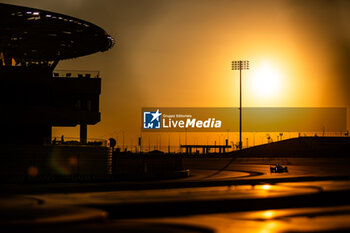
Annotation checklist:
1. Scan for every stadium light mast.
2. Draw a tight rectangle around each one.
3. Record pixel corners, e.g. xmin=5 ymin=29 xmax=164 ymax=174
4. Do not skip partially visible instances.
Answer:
xmin=232 ymin=60 xmax=249 ymax=150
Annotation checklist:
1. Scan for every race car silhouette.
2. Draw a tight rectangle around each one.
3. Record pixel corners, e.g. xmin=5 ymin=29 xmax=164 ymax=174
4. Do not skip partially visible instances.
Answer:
xmin=270 ymin=164 xmax=288 ymax=173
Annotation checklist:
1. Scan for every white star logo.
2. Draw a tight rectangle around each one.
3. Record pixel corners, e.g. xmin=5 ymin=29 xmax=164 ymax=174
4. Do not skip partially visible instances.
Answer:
xmin=151 ymin=109 xmax=161 ymax=122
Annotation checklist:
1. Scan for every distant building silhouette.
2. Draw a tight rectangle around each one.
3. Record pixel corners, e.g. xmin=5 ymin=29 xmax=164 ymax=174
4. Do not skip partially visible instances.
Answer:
xmin=0 ymin=3 xmax=114 ymax=145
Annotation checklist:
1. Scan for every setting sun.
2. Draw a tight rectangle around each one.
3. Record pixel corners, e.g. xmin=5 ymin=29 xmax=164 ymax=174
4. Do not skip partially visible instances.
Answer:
xmin=250 ymin=61 xmax=283 ymax=98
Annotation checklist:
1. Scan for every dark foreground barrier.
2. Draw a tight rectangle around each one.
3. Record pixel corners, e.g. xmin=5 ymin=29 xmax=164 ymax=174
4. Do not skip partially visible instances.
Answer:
xmin=0 ymin=144 xmax=112 ymax=183
xmin=0 ymin=145 xmax=190 ymax=183
xmin=112 ymin=151 xmax=190 ymax=180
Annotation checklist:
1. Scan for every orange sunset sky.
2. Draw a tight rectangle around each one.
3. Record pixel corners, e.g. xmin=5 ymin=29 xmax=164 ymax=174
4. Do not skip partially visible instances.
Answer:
xmin=2 ymin=0 xmax=349 ymax=149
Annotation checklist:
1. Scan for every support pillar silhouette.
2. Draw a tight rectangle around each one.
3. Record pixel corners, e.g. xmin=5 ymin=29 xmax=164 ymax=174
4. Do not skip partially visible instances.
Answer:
xmin=80 ymin=123 xmax=87 ymax=144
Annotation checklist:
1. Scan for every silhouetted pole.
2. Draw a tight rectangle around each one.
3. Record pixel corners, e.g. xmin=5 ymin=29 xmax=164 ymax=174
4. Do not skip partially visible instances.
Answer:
xmin=232 ymin=60 xmax=249 ymax=150
xmin=168 ymin=134 xmax=170 ymax=153
xmin=240 ymin=66 xmax=242 ymax=149
xmin=80 ymin=123 xmax=87 ymax=144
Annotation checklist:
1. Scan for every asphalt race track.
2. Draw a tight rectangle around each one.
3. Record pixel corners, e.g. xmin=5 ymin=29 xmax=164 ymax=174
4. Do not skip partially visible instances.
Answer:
xmin=2 ymin=157 xmax=350 ymax=233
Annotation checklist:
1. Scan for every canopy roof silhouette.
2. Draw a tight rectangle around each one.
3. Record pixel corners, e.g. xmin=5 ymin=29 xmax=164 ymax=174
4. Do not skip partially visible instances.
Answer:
xmin=0 ymin=3 xmax=114 ymax=63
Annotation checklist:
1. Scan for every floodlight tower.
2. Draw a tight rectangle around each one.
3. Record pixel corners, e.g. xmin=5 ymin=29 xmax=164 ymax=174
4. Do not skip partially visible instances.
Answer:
xmin=232 ymin=60 xmax=249 ymax=150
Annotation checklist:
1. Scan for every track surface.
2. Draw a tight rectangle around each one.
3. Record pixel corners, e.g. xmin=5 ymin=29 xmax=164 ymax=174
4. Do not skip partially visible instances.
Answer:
xmin=2 ymin=157 xmax=350 ymax=232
